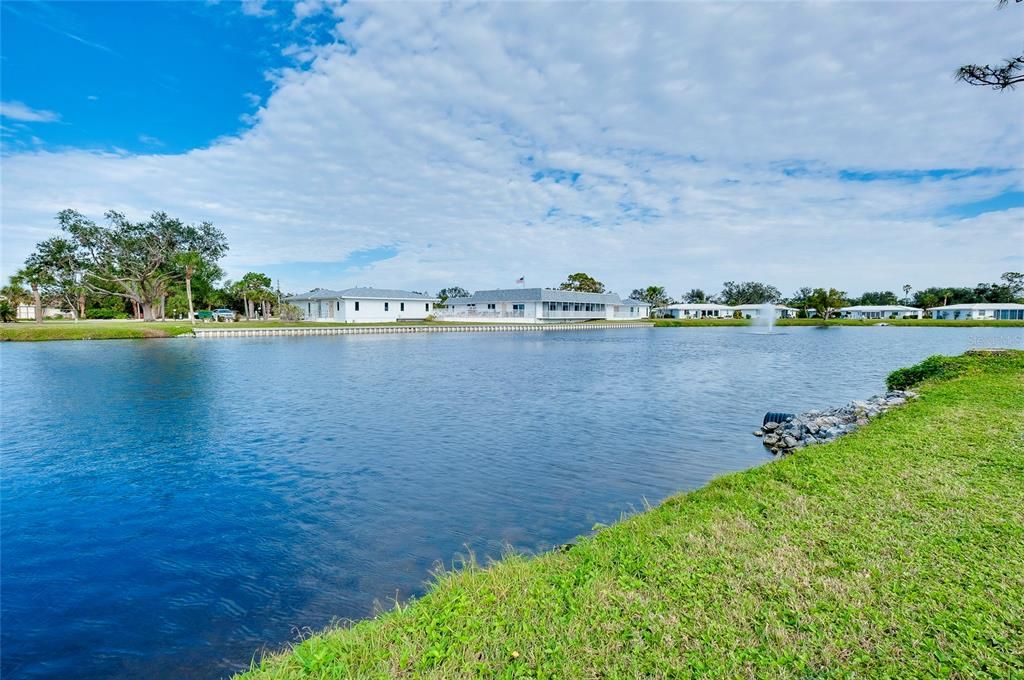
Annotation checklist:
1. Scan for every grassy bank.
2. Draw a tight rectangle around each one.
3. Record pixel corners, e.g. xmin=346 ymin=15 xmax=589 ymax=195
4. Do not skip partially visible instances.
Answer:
xmin=653 ymin=317 xmax=1024 ymax=327
xmin=0 ymin=320 xmax=446 ymax=342
xmin=2 ymin=317 xmax=1019 ymax=341
xmin=241 ymin=350 xmax=1024 ymax=678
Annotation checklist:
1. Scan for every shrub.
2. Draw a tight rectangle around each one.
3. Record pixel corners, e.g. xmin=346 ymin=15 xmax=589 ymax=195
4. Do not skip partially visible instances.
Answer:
xmin=886 ymin=354 xmax=967 ymax=390
xmin=0 ymin=300 xmax=15 ymax=323
xmin=87 ymin=308 xmax=129 ymax=319
xmin=277 ymin=303 xmax=303 ymax=322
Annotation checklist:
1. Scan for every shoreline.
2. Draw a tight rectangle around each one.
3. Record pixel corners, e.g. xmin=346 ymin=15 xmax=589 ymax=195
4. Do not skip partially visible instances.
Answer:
xmin=1 ymin=317 xmax=1022 ymax=342
xmin=238 ymin=350 xmax=1024 ymax=678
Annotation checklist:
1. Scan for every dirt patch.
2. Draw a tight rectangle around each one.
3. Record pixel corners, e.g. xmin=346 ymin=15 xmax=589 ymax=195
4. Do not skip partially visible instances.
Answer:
xmin=141 ymin=328 xmax=171 ymax=338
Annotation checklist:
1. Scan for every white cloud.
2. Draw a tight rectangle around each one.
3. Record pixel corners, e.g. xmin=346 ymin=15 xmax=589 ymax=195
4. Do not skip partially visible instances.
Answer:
xmin=0 ymin=101 xmax=61 ymax=123
xmin=2 ymin=3 xmax=1022 ymax=297
xmin=240 ymin=0 xmax=275 ymax=18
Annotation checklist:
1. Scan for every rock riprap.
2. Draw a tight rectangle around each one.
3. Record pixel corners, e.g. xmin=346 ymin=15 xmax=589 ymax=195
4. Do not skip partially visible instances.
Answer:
xmin=754 ymin=390 xmax=918 ymax=455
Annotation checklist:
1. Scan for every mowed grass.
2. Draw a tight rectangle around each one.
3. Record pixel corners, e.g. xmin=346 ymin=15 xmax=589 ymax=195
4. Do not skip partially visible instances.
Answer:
xmin=0 ymin=320 xmax=447 ymax=341
xmin=2 ymin=317 xmax=1020 ymax=341
xmin=240 ymin=351 xmax=1024 ymax=679
xmin=0 ymin=321 xmax=197 ymax=341
xmin=653 ymin=317 xmax=1024 ymax=327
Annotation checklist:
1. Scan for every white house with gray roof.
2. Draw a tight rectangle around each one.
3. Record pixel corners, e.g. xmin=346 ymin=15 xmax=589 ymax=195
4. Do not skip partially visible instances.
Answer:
xmin=839 ymin=305 xmax=923 ymax=320
xmin=928 ymin=302 xmax=1024 ymax=321
xmin=659 ymin=303 xmax=735 ymax=319
xmin=287 ymin=287 xmax=437 ymax=322
xmin=438 ymin=288 xmax=650 ymax=323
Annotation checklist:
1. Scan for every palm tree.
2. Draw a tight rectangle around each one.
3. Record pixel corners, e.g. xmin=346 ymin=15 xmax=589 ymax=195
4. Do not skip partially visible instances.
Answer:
xmin=12 ymin=266 xmax=50 ymax=324
xmin=902 ymin=284 xmax=912 ymax=305
xmin=177 ymin=251 xmax=204 ymax=327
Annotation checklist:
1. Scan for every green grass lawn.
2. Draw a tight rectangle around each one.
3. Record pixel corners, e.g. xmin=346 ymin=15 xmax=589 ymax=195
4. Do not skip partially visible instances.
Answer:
xmin=653 ymin=317 xmax=1024 ymax=327
xmin=2 ymin=317 xmax=1019 ymax=341
xmin=240 ymin=351 xmax=1024 ymax=678
xmin=0 ymin=319 xmax=449 ymax=341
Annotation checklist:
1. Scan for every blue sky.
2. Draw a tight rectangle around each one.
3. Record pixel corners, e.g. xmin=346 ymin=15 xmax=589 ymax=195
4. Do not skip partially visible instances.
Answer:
xmin=1 ymin=1 xmax=303 ymax=153
xmin=1 ymin=2 xmax=1021 ymax=294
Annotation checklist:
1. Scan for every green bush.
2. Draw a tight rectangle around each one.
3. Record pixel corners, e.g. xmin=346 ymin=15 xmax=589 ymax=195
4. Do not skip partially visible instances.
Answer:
xmin=886 ymin=354 xmax=967 ymax=390
xmin=87 ymin=308 xmax=129 ymax=319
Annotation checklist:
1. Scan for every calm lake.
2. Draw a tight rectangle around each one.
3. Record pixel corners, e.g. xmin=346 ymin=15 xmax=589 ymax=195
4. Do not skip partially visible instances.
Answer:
xmin=2 ymin=326 xmax=1021 ymax=678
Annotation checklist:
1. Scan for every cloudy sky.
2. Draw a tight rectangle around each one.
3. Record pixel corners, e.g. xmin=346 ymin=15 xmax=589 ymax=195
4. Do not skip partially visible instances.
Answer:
xmin=1 ymin=1 xmax=1021 ymax=298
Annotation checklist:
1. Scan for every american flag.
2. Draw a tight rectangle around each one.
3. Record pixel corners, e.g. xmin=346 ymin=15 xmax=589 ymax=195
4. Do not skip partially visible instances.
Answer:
xmin=516 ymin=276 xmax=525 ymax=284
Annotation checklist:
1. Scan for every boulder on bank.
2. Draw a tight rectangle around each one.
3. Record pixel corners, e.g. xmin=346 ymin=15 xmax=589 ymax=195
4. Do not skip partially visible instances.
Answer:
xmin=757 ymin=389 xmax=917 ymax=455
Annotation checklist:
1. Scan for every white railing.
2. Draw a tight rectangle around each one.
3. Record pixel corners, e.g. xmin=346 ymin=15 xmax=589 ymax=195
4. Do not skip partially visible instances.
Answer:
xmin=434 ymin=310 xmax=526 ymax=319
xmin=540 ymin=310 xmax=608 ymax=319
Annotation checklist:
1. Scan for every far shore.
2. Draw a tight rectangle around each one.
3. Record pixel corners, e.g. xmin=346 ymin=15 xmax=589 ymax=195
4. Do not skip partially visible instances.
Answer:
xmin=1 ymin=316 xmax=1023 ymax=342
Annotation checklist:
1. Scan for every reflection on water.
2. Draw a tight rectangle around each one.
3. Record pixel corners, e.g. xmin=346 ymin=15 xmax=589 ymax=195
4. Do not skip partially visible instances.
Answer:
xmin=1 ymin=326 xmax=1021 ymax=678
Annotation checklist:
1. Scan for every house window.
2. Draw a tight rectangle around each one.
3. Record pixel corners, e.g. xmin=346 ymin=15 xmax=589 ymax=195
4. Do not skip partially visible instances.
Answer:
xmin=336 ymin=301 xmax=340 ymax=311
xmin=487 ymin=303 xmax=496 ymax=310
xmin=355 ymin=301 xmax=360 ymax=311
xmin=425 ymin=303 xmax=430 ymax=311
xmin=385 ymin=302 xmax=389 ymax=311
xmin=400 ymin=303 xmax=405 ymax=312
xmin=513 ymin=304 xmax=524 ymax=311
xmin=562 ymin=303 xmax=570 ymax=311
xmin=307 ymin=303 xmax=311 ymax=314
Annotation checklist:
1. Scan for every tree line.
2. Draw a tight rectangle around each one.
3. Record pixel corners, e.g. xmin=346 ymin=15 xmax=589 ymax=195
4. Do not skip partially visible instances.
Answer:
xmin=434 ymin=272 xmax=1023 ymax=318
xmin=626 ymin=273 xmax=1023 ymax=318
xmin=0 ymin=209 xmax=283 ymax=324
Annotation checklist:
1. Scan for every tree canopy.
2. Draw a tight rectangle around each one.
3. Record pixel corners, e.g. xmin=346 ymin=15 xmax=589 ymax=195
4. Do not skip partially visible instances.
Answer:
xmin=683 ymin=288 xmax=710 ymax=304
xmin=629 ymin=286 xmax=672 ymax=307
xmin=718 ymin=281 xmax=782 ymax=306
xmin=855 ymin=290 xmax=900 ymax=306
xmin=437 ymin=287 xmax=470 ymax=304
xmin=808 ymin=288 xmax=847 ymax=320
xmin=559 ymin=273 xmax=606 ymax=294
xmin=57 ymin=209 xmax=228 ymax=320
xmin=956 ymin=0 xmax=1023 ymax=90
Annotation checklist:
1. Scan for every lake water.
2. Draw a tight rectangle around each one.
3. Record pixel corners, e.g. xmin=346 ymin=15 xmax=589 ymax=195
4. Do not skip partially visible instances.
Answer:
xmin=1 ymin=326 xmax=1020 ymax=678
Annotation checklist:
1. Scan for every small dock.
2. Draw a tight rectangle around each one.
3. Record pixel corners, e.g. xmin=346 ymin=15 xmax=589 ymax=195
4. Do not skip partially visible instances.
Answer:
xmin=191 ymin=322 xmax=653 ymax=338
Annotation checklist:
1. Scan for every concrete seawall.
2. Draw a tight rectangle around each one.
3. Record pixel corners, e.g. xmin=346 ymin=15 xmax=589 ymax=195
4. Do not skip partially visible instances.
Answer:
xmin=192 ymin=322 xmax=653 ymax=338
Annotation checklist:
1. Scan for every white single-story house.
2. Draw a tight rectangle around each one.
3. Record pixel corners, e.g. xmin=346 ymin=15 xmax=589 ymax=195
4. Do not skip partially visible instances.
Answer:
xmin=928 ymin=303 xmax=1024 ymax=321
xmin=840 ymin=305 xmax=924 ymax=320
xmin=438 ymin=288 xmax=650 ymax=323
xmin=16 ymin=304 xmax=69 ymax=320
xmin=659 ymin=303 xmax=735 ymax=319
xmin=286 ymin=287 xmax=437 ymax=322
xmin=732 ymin=304 xmax=800 ymax=319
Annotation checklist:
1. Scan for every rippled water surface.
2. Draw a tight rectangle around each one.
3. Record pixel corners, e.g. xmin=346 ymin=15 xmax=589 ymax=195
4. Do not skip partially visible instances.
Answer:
xmin=2 ymin=326 xmax=1020 ymax=678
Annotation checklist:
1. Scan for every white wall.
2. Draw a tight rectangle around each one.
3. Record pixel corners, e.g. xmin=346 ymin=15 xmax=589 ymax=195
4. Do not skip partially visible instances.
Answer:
xmin=298 ymin=298 xmax=432 ymax=322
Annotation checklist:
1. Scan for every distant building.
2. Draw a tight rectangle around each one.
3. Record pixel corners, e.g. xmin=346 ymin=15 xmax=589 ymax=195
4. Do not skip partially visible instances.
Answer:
xmin=286 ymin=287 xmax=436 ymax=322
xmin=439 ymin=288 xmax=649 ymax=323
xmin=839 ymin=305 xmax=923 ymax=320
xmin=928 ymin=303 xmax=1024 ymax=321
xmin=16 ymin=304 xmax=69 ymax=320
xmin=660 ymin=303 xmax=735 ymax=319
xmin=732 ymin=304 xmax=800 ymax=319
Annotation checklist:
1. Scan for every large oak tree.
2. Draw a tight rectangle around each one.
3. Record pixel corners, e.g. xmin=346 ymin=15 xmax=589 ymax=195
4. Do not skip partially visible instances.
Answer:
xmin=58 ymin=209 xmax=227 ymax=321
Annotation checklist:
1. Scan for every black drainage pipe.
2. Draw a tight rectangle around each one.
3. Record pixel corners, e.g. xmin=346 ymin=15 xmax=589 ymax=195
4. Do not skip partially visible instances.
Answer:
xmin=763 ymin=412 xmax=795 ymax=426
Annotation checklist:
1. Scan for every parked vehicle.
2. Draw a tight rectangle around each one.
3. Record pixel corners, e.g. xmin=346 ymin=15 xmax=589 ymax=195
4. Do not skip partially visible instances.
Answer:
xmin=211 ymin=308 xmax=237 ymax=322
